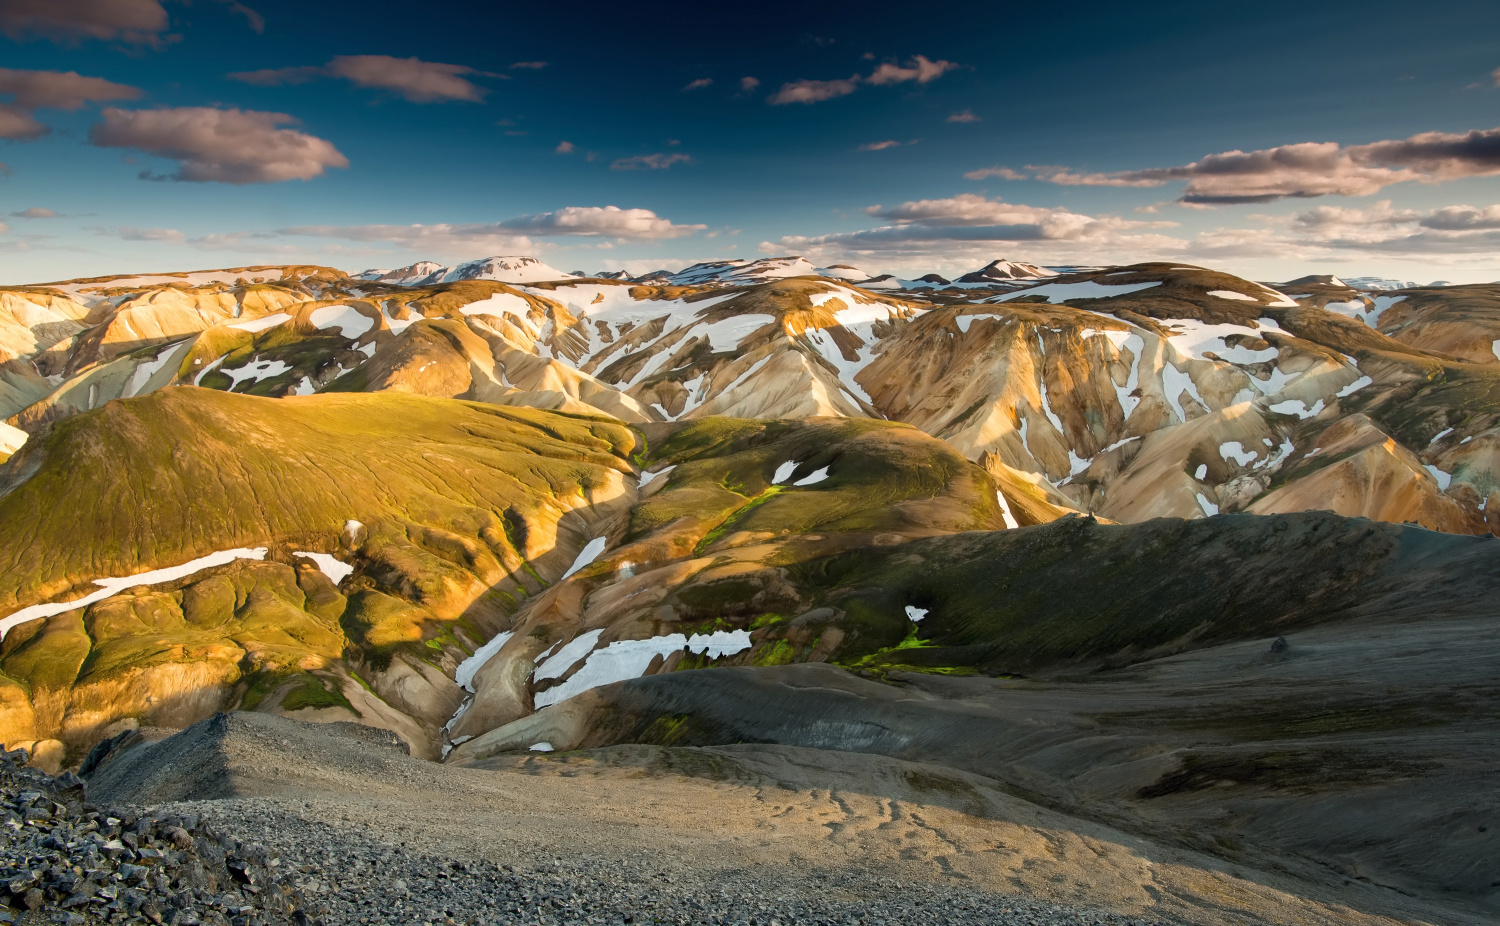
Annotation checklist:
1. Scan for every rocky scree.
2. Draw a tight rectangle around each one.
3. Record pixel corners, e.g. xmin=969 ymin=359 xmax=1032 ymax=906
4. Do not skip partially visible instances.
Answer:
xmin=0 ymin=747 xmax=318 ymax=925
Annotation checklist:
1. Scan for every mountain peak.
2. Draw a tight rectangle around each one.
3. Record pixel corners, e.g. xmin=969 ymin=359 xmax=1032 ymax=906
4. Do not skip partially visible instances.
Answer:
xmin=956 ymin=259 xmax=1056 ymax=284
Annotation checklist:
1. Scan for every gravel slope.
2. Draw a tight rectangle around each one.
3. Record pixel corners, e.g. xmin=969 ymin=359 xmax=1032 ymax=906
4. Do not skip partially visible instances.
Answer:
xmin=78 ymin=712 xmax=1464 ymax=926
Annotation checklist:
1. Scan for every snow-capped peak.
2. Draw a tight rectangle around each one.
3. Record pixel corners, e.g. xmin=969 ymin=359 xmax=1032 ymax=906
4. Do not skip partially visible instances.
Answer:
xmin=956 ymin=259 xmax=1057 ymax=284
xmin=356 ymin=256 xmax=573 ymax=287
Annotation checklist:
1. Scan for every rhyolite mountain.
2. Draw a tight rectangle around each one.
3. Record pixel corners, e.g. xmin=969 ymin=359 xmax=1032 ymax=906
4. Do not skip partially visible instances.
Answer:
xmin=2 ymin=253 xmax=1497 ymax=922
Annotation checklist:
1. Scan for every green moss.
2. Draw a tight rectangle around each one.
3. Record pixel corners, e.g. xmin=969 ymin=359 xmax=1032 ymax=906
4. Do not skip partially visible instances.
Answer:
xmin=280 ymin=674 xmax=355 ymax=713
xmin=638 ymin=713 xmax=690 ymax=745
xmin=693 ymin=487 xmax=783 ymax=554
xmin=749 ymin=613 xmax=786 ymax=629
xmin=239 ymin=670 xmax=286 ymax=712
xmin=752 ymin=639 xmax=797 ymax=667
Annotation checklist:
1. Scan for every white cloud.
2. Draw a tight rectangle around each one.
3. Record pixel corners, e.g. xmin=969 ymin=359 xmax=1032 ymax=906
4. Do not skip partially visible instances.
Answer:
xmin=739 ymin=76 xmax=760 ymax=93
xmin=0 ymin=0 xmax=172 ymax=46
xmin=611 ymin=152 xmax=692 ymax=170
xmin=0 ymin=105 xmax=46 ymax=141
xmin=510 ymin=61 xmax=547 ymax=70
xmin=0 ymin=68 xmax=141 ymax=139
xmin=231 ymin=56 xmax=493 ymax=104
xmin=497 ymin=206 xmax=705 ymax=239
xmin=865 ymin=55 xmax=957 ymax=86
xmin=682 ymin=78 xmax=713 ymax=91
xmin=768 ymin=194 xmax=1179 ymax=269
xmin=11 ymin=207 xmax=58 ymax=218
xmin=768 ymin=76 xmax=861 ymax=105
xmin=555 ymin=140 xmax=575 ymax=154
xmin=281 ymin=223 xmax=535 ymax=256
xmin=768 ymin=55 xmax=959 ymax=105
xmin=963 ymin=165 xmax=1025 ymax=180
xmin=947 ymin=109 xmax=979 ymax=123
xmin=282 ymin=207 xmax=704 ymax=255
xmin=89 ymin=107 xmax=349 ymax=184
xmin=858 ymin=140 xmax=902 ymax=151
xmin=1009 ymin=127 xmax=1500 ymax=203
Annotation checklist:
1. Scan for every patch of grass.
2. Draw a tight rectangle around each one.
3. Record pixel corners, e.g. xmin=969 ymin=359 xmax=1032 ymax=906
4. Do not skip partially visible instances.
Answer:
xmin=752 ymin=639 xmax=796 ymax=667
xmin=280 ymin=674 xmax=355 ymax=713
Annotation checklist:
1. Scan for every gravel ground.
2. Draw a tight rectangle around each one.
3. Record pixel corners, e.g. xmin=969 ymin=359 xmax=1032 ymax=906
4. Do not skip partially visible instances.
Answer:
xmin=0 ymin=749 xmax=314 ymax=925
xmin=169 ymin=795 xmax=1175 ymax=926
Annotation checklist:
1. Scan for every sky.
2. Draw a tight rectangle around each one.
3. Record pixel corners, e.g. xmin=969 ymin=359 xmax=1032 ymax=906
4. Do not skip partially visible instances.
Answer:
xmin=2 ymin=0 xmax=1500 ymax=284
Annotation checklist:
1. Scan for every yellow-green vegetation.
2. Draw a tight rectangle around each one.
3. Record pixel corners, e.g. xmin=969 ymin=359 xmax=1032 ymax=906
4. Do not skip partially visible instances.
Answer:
xmin=0 ymin=387 xmax=638 ymax=753
xmin=0 ymin=387 xmax=633 ymax=610
xmin=633 ymin=416 xmax=1004 ymax=551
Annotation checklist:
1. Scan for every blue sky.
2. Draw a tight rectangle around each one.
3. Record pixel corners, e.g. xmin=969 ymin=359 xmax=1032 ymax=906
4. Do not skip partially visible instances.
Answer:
xmin=2 ymin=0 xmax=1500 ymax=283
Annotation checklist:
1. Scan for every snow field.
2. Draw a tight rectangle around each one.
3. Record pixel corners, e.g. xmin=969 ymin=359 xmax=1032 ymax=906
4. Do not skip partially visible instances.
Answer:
xmin=533 ymin=629 xmax=754 ymax=708
xmin=561 ymin=537 xmax=608 ymax=580
xmin=309 ymin=305 xmax=375 ymax=339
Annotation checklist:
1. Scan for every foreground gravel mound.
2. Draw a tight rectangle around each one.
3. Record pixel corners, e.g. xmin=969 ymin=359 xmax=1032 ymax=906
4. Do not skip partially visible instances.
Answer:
xmin=150 ymin=795 xmax=1174 ymax=926
xmin=0 ymin=747 xmax=318 ymax=925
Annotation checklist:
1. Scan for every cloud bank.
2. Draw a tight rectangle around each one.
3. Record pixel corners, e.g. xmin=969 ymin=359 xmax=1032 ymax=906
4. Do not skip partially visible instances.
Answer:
xmin=0 ymin=68 xmax=141 ymax=139
xmin=769 ymin=55 xmax=957 ymax=105
xmin=990 ymin=127 xmax=1500 ymax=203
xmin=231 ymin=56 xmax=492 ymax=104
xmin=89 ymin=107 xmax=349 ymax=183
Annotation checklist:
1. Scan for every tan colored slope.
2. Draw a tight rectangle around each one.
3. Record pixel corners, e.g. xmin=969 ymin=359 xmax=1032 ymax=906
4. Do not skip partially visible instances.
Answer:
xmin=1249 ymin=415 xmax=1486 ymax=533
xmin=1084 ymin=402 xmax=1283 ymax=522
xmin=979 ymin=453 xmax=1086 ymax=525
xmin=1371 ymin=284 xmax=1500 ymax=364
xmin=0 ymin=291 xmax=89 ymax=364
xmin=0 ymin=360 xmax=54 ymax=422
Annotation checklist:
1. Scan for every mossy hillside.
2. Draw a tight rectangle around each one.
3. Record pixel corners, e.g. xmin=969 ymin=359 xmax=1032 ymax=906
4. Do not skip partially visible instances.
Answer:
xmin=197 ymin=325 xmax=363 ymax=397
xmin=0 ymin=388 xmax=636 ymax=612
xmin=801 ymin=511 xmax=1496 ymax=673
xmin=631 ymin=416 xmax=1004 ymax=549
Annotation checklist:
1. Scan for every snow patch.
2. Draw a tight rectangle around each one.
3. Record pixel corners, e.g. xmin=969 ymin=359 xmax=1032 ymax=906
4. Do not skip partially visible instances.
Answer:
xmin=309 ymin=305 xmax=375 ymax=339
xmin=905 ymin=605 xmax=928 ymax=622
xmin=1335 ymin=375 xmax=1372 ymax=398
xmin=1220 ymin=442 xmax=1259 ymax=466
xmin=1195 ymin=493 xmax=1219 ymax=517
xmin=533 ymin=630 xmax=754 ymax=709
xmin=227 ymin=313 xmax=291 ymax=333
xmin=561 ymin=537 xmax=607 ymax=580
xmin=995 ymin=280 xmax=1161 ymax=303
xmin=530 ymin=742 xmax=555 ymax=752
xmin=1269 ymin=398 xmax=1325 ymax=419
xmin=1425 ymin=464 xmax=1453 ymax=491
xmin=638 ymin=465 xmax=675 ymax=488
xmin=293 ymin=552 xmax=354 ymax=586
xmin=1208 ymin=290 xmax=1259 ymax=302
xmin=1194 ymin=463 xmax=1208 ymax=481
xmin=534 ymin=629 xmax=605 ymax=682
xmin=221 ymin=358 xmax=292 ymax=391
xmin=454 ymin=631 xmax=515 ymax=692
xmin=793 ymin=466 xmax=830 ymax=486
xmin=123 ymin=341 xmax=189 ymax=398
xmin=995 ymin=490 xmax=1019 ymax=529
xmin=772 ymin=461 xmax=799 ymax=484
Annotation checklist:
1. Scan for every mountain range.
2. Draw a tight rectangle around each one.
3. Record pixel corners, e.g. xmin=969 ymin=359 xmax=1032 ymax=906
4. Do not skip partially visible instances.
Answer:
xmin=0 ymin=253 xmax=1496 ymax=924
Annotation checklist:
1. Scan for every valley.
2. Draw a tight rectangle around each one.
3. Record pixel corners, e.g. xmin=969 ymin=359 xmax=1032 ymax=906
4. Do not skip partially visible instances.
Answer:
xmin=0 ymin=255 xmax=1495 ymax=926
